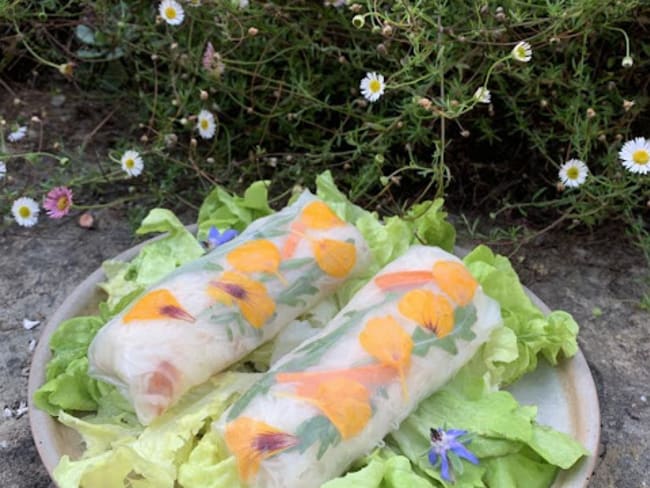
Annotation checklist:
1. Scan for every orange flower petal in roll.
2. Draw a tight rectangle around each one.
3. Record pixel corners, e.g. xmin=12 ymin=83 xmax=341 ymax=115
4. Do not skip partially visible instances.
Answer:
xmin=359 ymin=315 xmax=413 ymax=398
xmin=398 ymin=289 xmax=455 ymax=338
xmin=123 ymin=289 xmax=195 ymax=324
xmin=207 ymin=271 xmax=276 ymax=328
xmin=300 ymin=201 xmax=346 ymax=229
xmin=311 ymin=238 xmax=357 ymax=278
xmin=227 ymin=239 xmax=285 ymax=283
xmin=225 ymin=417 xmax=299 ymax=481
xmin=431 ymin=261 xmax=478 ymax=306
xmin=294 ymin=377 xmax=372 ymax=440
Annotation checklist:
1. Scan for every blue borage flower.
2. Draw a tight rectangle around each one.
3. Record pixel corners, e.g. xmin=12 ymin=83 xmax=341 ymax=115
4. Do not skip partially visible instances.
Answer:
xmin=428 ymin=427 xmax=479 ymax=482
xmin=205 ymin=226 xmax=239 ymax=249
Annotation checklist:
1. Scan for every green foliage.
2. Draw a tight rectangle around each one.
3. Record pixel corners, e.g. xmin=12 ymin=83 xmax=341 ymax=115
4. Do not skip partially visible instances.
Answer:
xmin=0 ymin=0 xmax=648 ymax=250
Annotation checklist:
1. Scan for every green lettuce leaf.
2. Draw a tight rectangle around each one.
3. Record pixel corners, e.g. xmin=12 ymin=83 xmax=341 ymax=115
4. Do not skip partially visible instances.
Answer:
xmin=53 ymin=373 xmax=258 ymax=488
xmin=463 ymin=245 xmax=579 ymax=386
xmin=197 ymin=180 xmax=273 ymax=240
xmin=99 ymin=208 xmax=205 ymax=311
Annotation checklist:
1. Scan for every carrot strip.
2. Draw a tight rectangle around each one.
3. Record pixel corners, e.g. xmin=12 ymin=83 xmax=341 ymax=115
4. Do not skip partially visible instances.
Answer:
xmin=280 ymin=221 xmax=307 ymax=259
xmin=277 ymin=364 xmax=397 ymax=395
xmin=374 ymin=270 xmax=433 ymax=290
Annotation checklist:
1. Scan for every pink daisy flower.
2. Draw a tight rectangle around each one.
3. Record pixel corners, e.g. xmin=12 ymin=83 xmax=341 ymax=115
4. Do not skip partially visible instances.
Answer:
xmin=43 ymin=186 xmax=73 ymax=219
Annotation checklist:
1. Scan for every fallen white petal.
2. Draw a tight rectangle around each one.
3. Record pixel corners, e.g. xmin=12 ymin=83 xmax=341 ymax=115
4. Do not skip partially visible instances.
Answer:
xmin=23 ymin=319 xmax=40 ymax=330
xmin=2 ymin=407 xmax=12 ymax=419
xmin=28 ymin=339 xmax=37 ymax=353
xmin=14 ymin=401 xmax=28 ymax=418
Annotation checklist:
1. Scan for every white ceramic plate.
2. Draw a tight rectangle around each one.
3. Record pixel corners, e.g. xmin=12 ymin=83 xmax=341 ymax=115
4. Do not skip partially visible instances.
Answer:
xmin=27 ymin=238 xmax=600 ymax=487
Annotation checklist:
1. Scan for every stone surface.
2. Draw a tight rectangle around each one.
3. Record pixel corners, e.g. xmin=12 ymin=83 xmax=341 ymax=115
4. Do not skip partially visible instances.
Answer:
xmin=0 ymin=209 xmax=648 ymax=487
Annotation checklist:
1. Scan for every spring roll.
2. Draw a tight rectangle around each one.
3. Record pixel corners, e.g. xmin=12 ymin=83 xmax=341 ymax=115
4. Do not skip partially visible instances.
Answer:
xmin=215 ymin=245 xmax=501 ymax=488
xmin=88 ymin=191 xmax=370 ymax=424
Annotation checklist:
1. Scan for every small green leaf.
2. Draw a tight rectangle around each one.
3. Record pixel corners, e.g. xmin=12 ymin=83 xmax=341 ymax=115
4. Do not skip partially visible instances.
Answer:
xmin=292 ymin=415 xmax=341 ymax=459
xmin=280 ymin=257 xmax=314 ymax=271
xmin=75 ymin=25 xmax=97 ymax=45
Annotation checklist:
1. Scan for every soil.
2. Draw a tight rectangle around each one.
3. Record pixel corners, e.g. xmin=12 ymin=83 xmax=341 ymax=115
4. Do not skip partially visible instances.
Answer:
xmin=1 ymin=85 xmax=649 ymax=487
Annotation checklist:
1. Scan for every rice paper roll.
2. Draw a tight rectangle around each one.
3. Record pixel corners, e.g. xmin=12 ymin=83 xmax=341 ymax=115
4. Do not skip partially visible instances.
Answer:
xmin=216 ymin=245 xmax=502 ymax=488
xmin=88 ymin=191 xmax=371 ymax=424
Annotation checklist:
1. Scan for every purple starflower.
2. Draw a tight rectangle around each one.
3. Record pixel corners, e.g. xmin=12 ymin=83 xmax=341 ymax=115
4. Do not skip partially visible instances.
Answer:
xmin=205 ymin=226 xmax=238 ymax=249
xmin=428 ymin=427 xmax=479 ymax=482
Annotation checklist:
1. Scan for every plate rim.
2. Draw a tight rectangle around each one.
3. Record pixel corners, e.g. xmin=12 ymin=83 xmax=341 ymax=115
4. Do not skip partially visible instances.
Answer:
xmin=27 ymin=235 xmax=601 ymax=486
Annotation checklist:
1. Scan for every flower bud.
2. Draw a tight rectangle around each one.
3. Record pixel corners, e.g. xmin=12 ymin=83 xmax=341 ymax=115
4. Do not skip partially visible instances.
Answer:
xmin=417 ymin=97 xmax=433 ymax=110
xmin=248 ymin=27 xmax=259 ymax=36
xmin=190 ymin=138 xmax=198 ymax=148
xmin=200 ymin=90 xmax=209 ymax=101
xmin=381 ymin=24 xmax=393 ymax=37
xmin=621 ymin=55 xmax=633 ymax=68
xmin=460 ymin=129 xmax=470 ymax=138
xmin=352 ymin=15 xmax=365 ymax=29
xmin=58 ymin=62 xmax=75 ymax=78
xmin=622 ymin=99 xmax=635 ymax=112
xmin=586 ymin=108 xmax=596 ymax=119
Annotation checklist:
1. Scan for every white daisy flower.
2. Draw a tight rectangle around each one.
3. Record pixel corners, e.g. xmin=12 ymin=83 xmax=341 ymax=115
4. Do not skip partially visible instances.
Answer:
xmin=473 ymin=86 xmax=491 ymax=104
xmin=7 ymin=126 xmax=27 ymax=142
xmin=619 ymin=137 xmax=650 ymax=175
xmin=159 ymin=0 xmax=185 ymax=25
xmin=360 ymin=72 xmax=385 ymax=102
xmin=11 ymin=197 xmax=40 ymax=227
xmin=120 ymin=150 xmax=144 ymax=177
xmin=0 ymin=161 xmax=6 ymax=180
xmin=511 ymin=41 xmax=532 ymax=63
xmin=197 ymin=109 xmax=216 ymax=139
xmin=558 ymin=159 xmax=589 ymax=188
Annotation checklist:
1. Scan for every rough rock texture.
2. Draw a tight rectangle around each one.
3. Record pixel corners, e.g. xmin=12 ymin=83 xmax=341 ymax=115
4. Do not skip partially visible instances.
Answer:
xmin=0 ymin=209 xmax=648 ymax=487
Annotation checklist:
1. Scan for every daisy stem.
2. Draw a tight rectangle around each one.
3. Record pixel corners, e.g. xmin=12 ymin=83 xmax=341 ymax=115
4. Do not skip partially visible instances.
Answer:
xmin=73 ymin=194 xmax=145 ymax=210
xmin=605 ymin=27 xmax=631 ymax=57
xmin=481 ymin=55 xmax=512 ymax=91
xmin=12 ymin=20 xmax=60 ymax=70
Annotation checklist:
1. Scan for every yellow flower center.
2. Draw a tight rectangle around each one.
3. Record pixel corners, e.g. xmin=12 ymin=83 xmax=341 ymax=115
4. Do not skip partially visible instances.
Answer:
xmin=57 ymin=196 xmax=69 ymax=210
xmin=19 ymin=206 xmax=31 ymax=218
xmin=200 ymin=119 xmax=209 ymax=130
xmin=125 ymin=158 xmax=135 ymax=169
xmin=566 ymin=167 xmax=580 ymax=180
xmin=369 ymin=79 xmax=382 ymax=93
xmin=632 ymin=149 xmax=649 ymax=165
xmin=165 ymin=7 xmax=177 ymax=19
xmin=515 ymin=46 xmax=528 ymax=59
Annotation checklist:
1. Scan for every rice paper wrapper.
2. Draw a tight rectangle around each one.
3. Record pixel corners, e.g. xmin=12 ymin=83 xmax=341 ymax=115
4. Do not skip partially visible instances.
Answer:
xmin=88 ymin=191 xmax=371 ymax=424
xmin=215 ymin=245 xmax=502 ymax=488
